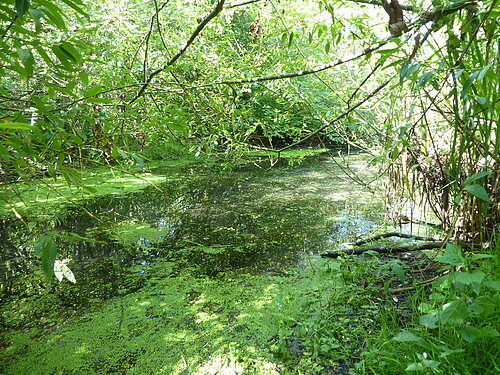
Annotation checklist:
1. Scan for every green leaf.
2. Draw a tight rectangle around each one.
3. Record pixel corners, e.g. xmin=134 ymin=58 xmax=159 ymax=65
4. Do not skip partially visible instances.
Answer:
xmin=457 ymin=326 xmax=499 ymax=343
xmin=417 ymin=71 xmax=435 ymax=87
xmin=84 ymin=85 xmax=102 ymax=97
xmin=16 ymin=0 xmax=30 ymax=17
xmin=438 ymin=348 xmax=465 ymax=358
xmin=455 ymin=271 xmax=485 ymax=285
xmin=405 ymin=363 xmax=424 ymax=372
xmin=440 ymin=300 xmax=468 ymax=325
xmin=392 ymin=263 xmax=405 ymax=283
xmin=79 ymin=71 xmax=89 ymax=86
xmin=34 ymin=235 xmax=58 ymax=280
xmin=0 ymin=122 xmax=33 ymax=130
xmin=400 ymin=61 xmax=421 ymax=83
xmin=16 ymin=48 xmax=30 ymax=62
xmin=52 ymin=45 xmax=74 ymax=69
xmin=463 ymin=184 xmax=491 ymax=203
xmin=37 ymin=0 xmax=66 ymax=29
xmin=464 ymin=171 xmax=492 ymax=185
xmin=484 ymin=280 xmax=500 ymax=291
xmin=393 ymin=330 xmax=424 ymax=343
xmin=435 ymin=243 xmax=464 ymax=266
xmin=470 ymin=253 xmax=494 ymax=260
xmin=60 ymin=41 xmax=82 ymax=63
xmin=475 ymin=96 xmax=487 ymax=105
xmin=59 ymin=0 xmax=90 ymax=17
xmin=420 ymin=312 xmax=439 ymax=329
xmin=477 ymin=64 xmax=492 ymax=82
xmin=60 ymin=166 xmax=83 ymax=187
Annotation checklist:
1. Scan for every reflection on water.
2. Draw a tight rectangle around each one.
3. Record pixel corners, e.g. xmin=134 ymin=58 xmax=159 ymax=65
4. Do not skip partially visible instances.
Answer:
xmin=1 ymin=153 xmax=382 ymax=285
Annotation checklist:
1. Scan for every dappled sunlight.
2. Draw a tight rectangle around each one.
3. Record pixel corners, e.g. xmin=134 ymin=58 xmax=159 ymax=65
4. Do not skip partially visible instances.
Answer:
xmin=0 ymin=154 xmax=384 ymax=373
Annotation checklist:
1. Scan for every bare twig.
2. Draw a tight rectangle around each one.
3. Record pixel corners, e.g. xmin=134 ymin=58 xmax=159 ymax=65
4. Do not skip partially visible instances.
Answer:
xmin=389 ymin=270 xmax=449 ymax=294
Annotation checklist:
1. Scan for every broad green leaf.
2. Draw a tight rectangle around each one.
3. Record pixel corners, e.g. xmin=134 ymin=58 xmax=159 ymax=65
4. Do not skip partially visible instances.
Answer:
xmin=0 ymin=145 xmax=11 ymax=157
xmin=400 ymin=61 xmax=420 ymax=83
xmin=405 ymin=360 xmax=440 ymax=371
xmin=462 ymin=70 xmax=480 ymax=96
xmin=438 ymin=348 xmax=465 ymax=358
xmin=440 ymin=300 xmax=468 ymax=325
xmin=417 ymin=71 xmax=435 ymax=87
xmin=455 ymin=271 xmax=485 ymax=285
xmin=457 ymin=326 xmax=499 ymax=343
xmin=463 ymin=184 xmax=491 ymax=203
xmin=475 ymin=96 xmax=487 ymax=105
xmin=392 ymin=263 xmax=405 ymax=283
xmin=435 ymin=243 xmax=464 ymax=266
xmin=0 ymin=122 xmax=33 ymax=130
xmin=84 ymin=85 xmax=102 ymax=97
xmin=79 ymin=71 xmax=89 ymax=85
xmin=463 ymin=171 xmax=492 ymax=185
xmin=420 ymin=312 xmax=438 ymax=329
xmin=393 ymin=330 xmax=424 ymax=343
xmin=484 ymin=280 xmax=500 ymax=291
xmin=468 ymin=297 xmax=496 ymax=316
xmin=15 ymin=0 xmax=30 ymax=17
xmin=33 ymin=44 xmax=54 ymax=65
xmin=60 ymin=41 xmax=82 ymax=63
xmin=16 ymin=48 xmax=30 ymax=62
xmin=405 ymin=363 xmax=424 ymax=372
xmin=52 ymin=45 xmax=74 ymax=69
xmin=477 ymin=64 xmax=492 ymax=82
xmin=83 ymin=185 xmax=98 ymax=193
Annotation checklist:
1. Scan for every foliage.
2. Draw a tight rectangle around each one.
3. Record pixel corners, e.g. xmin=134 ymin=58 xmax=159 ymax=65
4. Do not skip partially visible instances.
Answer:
xmin=382 ymin=0 xmax=499 ymax=240
xmin=0 ymin=0 xmax=499 ymax=373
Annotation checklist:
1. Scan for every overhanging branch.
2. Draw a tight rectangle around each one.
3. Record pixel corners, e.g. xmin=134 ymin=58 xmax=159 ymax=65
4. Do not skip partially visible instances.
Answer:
xmin=129 ymin=0 xmax=226 ymax=104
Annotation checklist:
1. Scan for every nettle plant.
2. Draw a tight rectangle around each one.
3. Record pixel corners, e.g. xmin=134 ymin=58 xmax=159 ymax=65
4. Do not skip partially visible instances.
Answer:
xmin=420 ymin=243 xmax=499 ymax=342
xmin=393 ymin=242 xmax=499 ymax=372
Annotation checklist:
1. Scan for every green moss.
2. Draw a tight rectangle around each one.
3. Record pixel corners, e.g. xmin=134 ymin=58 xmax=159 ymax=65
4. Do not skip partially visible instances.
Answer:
xmin=1 ymin=259 xmax=341 ymax=374
xmin=0 ymin=156 xmax=200 ymax=219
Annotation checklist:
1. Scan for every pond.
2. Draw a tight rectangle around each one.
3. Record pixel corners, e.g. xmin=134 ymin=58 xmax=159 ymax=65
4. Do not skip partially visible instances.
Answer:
xmin=0 ymin=152 xmax=383 ymax=374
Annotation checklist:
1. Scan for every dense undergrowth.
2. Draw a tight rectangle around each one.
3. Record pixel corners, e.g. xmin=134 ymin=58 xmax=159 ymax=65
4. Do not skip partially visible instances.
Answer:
xmin=1 ymin=232 xmax=498 ymax=374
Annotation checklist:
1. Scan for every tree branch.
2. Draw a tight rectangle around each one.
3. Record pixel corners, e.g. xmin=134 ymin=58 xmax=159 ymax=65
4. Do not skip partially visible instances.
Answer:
xmin=345 ymin=0 xmax=416 ymax=12
xmin=351 ymin=232 xmax=439 ymax=246
xmin=321 ymin=242 xmax=445 ymax=258
xmin=224 ymin=0 xmax=262 ymax=9
xmin=129 ymin=0 xmax=226 ymax=104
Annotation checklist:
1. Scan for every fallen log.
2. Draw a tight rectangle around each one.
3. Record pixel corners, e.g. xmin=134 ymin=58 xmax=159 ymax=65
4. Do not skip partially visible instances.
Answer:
xmin=321 ymin=242 xmax=445 ymax=258
xmin=351 ymin=232 xmax=438 ymax=246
